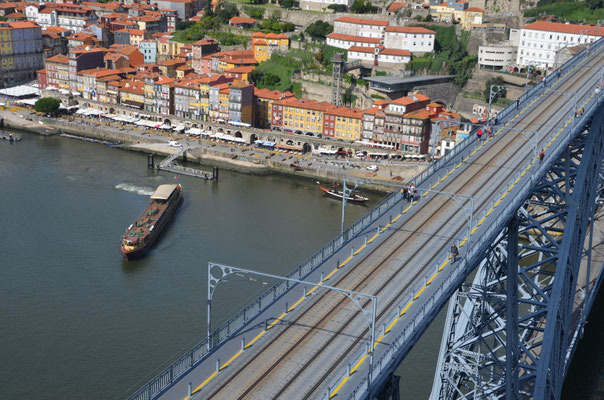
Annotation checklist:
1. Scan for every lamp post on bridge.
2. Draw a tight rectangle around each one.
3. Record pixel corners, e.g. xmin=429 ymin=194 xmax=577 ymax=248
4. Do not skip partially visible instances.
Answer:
xmin=206 ymin=262 xmax=378 ymax=393
xmin=524 ymin=61 xmax=539 ymax=92
xmin=488 ymin=84 xmax=515 ymax=122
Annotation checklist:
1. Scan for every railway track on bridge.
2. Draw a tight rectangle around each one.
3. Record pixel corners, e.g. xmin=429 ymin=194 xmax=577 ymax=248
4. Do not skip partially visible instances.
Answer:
xmin=189 ymin=50 xmax=604 ymax=400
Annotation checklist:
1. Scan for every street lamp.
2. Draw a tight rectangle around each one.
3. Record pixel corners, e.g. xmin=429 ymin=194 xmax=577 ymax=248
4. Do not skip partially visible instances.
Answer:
xmin=488 ymin=84 xmax=515 ymax=121
xmin=524 ymin=61 xmax=538 ymax=92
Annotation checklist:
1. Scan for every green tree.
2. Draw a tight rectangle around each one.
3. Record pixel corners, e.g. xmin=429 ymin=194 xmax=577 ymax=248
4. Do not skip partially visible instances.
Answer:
xmin=34 ymin=97 xmax=61 ymax=114
xmin=216 ymin=2 xmax=239 ymax=23
xmin=280 ymin=0 xmax=298 ymax=8
xmin=269 ymin=9 xmax=282 ymax=21
xmin=328 ymin=4 xmax=347 ymax=11
xmin=586 ymin=0 xmax=602 ymax=9
xmin=244 ymin=5 xmax=265 ymax=19
xmin=305 ymin=20 xmax=333 ymax=39
xmin=203 ymin=0 xmax=214 ymax=17
xmin=483 ymin=77 xmax=506 ymax=103
xmin=176 ymin=20 xmax=195 ymax=30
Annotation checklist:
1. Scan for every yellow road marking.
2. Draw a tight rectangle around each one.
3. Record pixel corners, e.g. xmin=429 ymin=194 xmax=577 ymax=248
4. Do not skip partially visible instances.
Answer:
xmin=459 ymin=237 xmax=468 ymax=247
xmin=485 ymin=208 xmax=493 ymax=217
xmin=329 ymin=376 xmax=350 ymax=398
xmin=373 ymin=335 xmax=384 ymax=348
xmin=477 ymin=216 xmax=486 ymax=226
xmin=385 ymin=317 xmax=399 ymax=333
xmin=339 ymin=255 xmax=353 ymax=268
xmin=414 ymin=285 xmax=426 ymax=300
xmin=190 ymin=371 xmax=218 ymax=396
xmin=426 ymin=271 xmax=438 ymax=285
xmin=350 ymin=354 xmax=368 ymax=374
xmin=402 ymin=205 xmax=412 ymax=214
xmin=219 ymin=350 xmax=243 ymax=371
xmin=439 ymin=258 xmax=449 ymax=271
xmin=400 ymin=300 xmax=413 ymax=315
xmin=367 ymin=232 xmax=379 ymax=243
xmin=380 ymin=224 xmax=390 ymax=233
xmin=471 ymin=226 xmax=478 ymax=235
xmin=354 ymin=244 xmax=367 ymax=255
xmin=494 ymin=199 xmax=501 ymax=207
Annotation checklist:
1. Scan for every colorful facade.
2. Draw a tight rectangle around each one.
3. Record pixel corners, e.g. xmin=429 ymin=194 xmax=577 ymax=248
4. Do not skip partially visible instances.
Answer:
xmin=251 ymin=32 xmax=289 ymax=62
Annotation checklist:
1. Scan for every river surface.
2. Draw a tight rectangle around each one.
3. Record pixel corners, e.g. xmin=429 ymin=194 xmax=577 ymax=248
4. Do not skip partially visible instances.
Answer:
xmin=0 ymin=130 xmax=599 ymax=400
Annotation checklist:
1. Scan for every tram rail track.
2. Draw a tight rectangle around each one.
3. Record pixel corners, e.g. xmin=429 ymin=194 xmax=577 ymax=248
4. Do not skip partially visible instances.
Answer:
xmin=195 ymin=49 xmax=604 ymax=400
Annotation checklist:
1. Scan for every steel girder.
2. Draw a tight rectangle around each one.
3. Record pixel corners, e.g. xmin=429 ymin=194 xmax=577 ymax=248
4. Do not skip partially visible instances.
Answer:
xmin=431 ymin=110 xmax=604 ymax=400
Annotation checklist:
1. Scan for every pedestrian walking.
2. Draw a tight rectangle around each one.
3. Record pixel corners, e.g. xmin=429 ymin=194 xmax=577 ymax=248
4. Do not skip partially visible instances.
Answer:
xmin=538 ymin=149 xmax=545 ymax=163
xmin=487 ymin=126 xmax=492 ymax=137
xmin=450 ymin=243 xmax=459 ymax=263
xmin=477 ymin=128 xmax=483 ymax=141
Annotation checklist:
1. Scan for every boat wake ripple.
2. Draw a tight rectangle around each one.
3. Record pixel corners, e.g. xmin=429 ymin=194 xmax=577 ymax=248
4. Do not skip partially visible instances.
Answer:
xmin=115 ymin=183 xmax=154 ymax=196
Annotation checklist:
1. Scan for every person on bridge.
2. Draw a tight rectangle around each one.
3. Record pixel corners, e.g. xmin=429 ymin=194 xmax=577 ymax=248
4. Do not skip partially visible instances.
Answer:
xmin=450 ymin=243 xmax=459 ymax=263
xmin=477 ymin=128 xmax=483 ymax=141
xmin=401 ymin=185 xmax=409 ymax=201
xmin=538 ymin=149 xmax=545 ymax=163
xmin=487 ymin=126 xmax=493 ymax=138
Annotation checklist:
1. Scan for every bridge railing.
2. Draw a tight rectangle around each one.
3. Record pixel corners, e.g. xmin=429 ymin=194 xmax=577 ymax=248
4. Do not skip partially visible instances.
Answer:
xmin=128 ymin=184 xmax=404 ymax=400
xmin=128 ymin=37 xmax=604 ymax=400
xmin=341 ymin=57 xmax=604 ymax=400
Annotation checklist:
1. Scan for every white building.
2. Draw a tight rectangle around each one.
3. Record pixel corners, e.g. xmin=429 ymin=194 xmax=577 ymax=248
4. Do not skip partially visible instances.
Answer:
xmin=478 ymin=43 xmax=518 ymax=70
xmin=347 ymin=46 xmax=411 ymax=65
xmin=25 ymin=4 xmax=98 ymax=33
xmin=326 ymin=33 xmax=382 ymax=49
xmin=517 ymin=21 xmax=604 ymax=69
xmin=383 ymin=26 xmax=435 ymax=53
xmin=299 ymin=0 xmax=353 ymax=11
xmin=333 ymin=17 xmax=389 ymax=38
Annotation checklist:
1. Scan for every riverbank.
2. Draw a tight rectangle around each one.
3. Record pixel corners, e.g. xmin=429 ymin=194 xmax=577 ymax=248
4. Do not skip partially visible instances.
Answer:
xmin=0 ymin=108 xmax=428 ymax=191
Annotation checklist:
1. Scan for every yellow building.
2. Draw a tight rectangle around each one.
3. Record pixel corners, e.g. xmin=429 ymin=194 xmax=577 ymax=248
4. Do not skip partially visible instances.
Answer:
xmin=0 ymin=27 xmax=14 ymax=73
xmin=251 ymin=32 xmax=289 ymax=62
xmin=429 ymin=3 xmax=455 ymax=22
xmin=275 ymin=97 xmax=336 ymax=135
xmin=157 ymin=37 xmax=185 ymax=61
xmin=324 ymin=107 xmax=363 ymax=141
xmin=461 ymin=7 xmax=484 ymax=30
xmin=254 ymin=87 xmax=295 ymax=129
xmin=120 ymin=80 xmax=146 ymax=109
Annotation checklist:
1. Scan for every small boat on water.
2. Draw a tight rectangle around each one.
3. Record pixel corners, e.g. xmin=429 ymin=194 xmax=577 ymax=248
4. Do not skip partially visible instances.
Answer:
xmin=121 ymin=184 xmax=183 ymax=260
xmin=318 ymin=186 xmax=369 ymax=203
xmin=1 ymin=132 xmax=21 ymax=142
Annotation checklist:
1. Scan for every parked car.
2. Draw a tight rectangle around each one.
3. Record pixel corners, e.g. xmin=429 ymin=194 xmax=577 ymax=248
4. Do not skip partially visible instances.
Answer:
xmin=366 ymin=165 xmax=379 ymax=172
xmin=169 ymin=141 xmax=182 ymax=147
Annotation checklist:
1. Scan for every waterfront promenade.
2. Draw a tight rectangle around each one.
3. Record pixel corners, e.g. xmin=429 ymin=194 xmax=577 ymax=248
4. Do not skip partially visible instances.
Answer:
xmin=0 ymin=107 xmax=428 ymax=188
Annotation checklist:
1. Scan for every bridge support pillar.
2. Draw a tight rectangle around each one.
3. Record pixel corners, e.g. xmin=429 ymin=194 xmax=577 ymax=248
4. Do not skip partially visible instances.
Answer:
xmin=374 ymin=373 xmax=400 ymax=400
xmin=431 ymin=104 xmax=604 ymax=400
xmin=506 ymin=215 xmax=519 ymax=400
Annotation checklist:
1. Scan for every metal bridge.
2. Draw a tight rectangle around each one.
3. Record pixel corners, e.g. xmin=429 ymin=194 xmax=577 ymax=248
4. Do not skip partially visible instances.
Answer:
xmin=128 ymin=38 xmax=604 ymax=400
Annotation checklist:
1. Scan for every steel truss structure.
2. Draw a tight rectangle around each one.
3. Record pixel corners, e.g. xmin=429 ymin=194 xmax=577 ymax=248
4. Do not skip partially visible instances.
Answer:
xmin=431 ymin=110 xmax=604 ymax=399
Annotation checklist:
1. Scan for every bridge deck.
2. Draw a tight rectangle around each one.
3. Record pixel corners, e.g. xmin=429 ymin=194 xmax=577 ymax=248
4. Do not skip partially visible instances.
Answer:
xmin=152 ymin=49 xmax=604 ymax=400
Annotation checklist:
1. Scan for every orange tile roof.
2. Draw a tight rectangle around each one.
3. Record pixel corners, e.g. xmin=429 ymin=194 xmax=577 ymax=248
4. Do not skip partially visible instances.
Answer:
xmin=405 ymin=109 xmax=433 ymax=119
xmin=380 ymin=48 xmax=411 ymax=56
xmin=46 ymin=54 xmax=69 ymax=64
xmin=8 ymin=21 xmax=39 ymax=29
xmin=385 ymin=26 xmax=435 ymax=34
xmin=521 ymin=21 xmax=604 ymax=36
xmin=325 ymin=106 xmax=363 ymax=119
xmin=465 ymin=7 xmax=484 ymax=12
xmin=225 ymin=66 xmax=255 ymax=73
xmin=229 ymin=16 xmax=257 ymax=25
xmin=254 ymin=87 xmax=295 ymax=100
xmin=335 ymin=17 xmax=389 ymax=26
xmin=327 ymin=33 xmax=382 ymax=44
xmin=348 ymin=45 xmax=376 ymax=53
xmin=275 ymin=97 xmax=336 ymax=112
xmin=387 ymin=2 xmax=406 ymax=12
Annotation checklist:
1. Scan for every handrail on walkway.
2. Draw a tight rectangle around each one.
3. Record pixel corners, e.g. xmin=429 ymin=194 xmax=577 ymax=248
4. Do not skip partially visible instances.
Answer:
xmin=127 ymin=36 xmax=604 ymax=400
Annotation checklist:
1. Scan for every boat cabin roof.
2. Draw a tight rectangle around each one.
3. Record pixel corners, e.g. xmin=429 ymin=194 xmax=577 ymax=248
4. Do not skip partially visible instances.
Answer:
xmin=151 ymin=184 xmax=178 ymax=200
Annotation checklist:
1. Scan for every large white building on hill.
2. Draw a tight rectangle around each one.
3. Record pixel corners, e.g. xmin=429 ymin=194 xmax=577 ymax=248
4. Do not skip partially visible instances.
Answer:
xmin=517 ymin=21 xmax=604 ymax=69
xmin=327 ymin=17 xmax=435 ymax=66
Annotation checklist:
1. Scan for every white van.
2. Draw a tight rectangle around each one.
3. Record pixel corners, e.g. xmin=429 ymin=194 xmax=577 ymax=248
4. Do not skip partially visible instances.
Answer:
xmin=366 ymin=165 xmax=379 ymax=172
